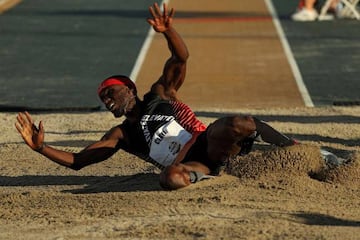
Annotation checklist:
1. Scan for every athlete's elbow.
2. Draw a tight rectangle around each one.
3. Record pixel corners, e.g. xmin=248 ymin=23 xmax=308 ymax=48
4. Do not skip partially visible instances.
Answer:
xmin=69 ymin=152 xmax=110 ymax=170
xmin=68 ymin=154 xmax=89 ymax=170
xmin=180 ymin=51 xmax=189 ymax=62
xmin=68 ymin=163 xmax=83 ymax=171
xmin=175 ymin=49 xmax=189 ymax=63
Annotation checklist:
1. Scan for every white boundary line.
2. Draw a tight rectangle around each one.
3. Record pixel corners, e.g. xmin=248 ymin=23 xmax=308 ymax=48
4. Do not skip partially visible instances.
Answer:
xmin=129 ymin=0 xmax=170 ymax=82
xmin=264 ymin=0 xmax=314 ymax=107
xmin=129 ymin=28 xmax=155 ymax=82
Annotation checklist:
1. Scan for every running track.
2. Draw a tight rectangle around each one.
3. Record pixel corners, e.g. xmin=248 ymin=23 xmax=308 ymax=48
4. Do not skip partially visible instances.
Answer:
xmin=0 ymin=0 xmax=359 ymax=110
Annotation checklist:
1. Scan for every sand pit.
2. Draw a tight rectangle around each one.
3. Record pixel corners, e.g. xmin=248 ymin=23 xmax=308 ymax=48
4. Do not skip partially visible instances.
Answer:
xmin=0 ymin=107 xmax=359 ymax=239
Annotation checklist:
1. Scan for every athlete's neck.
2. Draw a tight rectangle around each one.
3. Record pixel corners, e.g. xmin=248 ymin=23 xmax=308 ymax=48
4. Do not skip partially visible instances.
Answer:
xmin=125 ymin=97 xmax=142 ymax=123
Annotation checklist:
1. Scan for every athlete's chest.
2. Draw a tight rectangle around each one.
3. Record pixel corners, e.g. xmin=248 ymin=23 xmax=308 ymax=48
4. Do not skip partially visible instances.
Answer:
xmin=139 ymin=102 xmax=192 ymax=167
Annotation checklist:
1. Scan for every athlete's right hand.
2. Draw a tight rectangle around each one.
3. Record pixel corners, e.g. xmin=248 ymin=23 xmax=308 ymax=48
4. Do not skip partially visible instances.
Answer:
xmin=15 ymin=111 xmax=45 ymax=152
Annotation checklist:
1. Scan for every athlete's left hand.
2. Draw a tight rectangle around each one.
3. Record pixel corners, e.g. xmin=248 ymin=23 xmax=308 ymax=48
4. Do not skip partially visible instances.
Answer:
xmin=147 ymin=2 xmax=174 ymax=33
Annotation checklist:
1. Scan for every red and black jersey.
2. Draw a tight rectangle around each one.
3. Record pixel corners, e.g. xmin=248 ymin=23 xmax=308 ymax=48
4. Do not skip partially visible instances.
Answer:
xmin=117 ymin=92 xmax=206 ymax=168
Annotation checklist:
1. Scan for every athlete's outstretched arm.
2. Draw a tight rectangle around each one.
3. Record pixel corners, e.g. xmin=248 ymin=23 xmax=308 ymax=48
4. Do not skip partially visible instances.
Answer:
xmin=15 ymin=111 xmax=122 ymax=170
xmin=147 ymin=2 xmax=189 ymax=100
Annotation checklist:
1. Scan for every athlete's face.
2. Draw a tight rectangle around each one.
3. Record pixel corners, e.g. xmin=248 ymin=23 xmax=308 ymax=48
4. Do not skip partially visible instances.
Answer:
xmin=99 ymin=85 xmax=135 ymax=118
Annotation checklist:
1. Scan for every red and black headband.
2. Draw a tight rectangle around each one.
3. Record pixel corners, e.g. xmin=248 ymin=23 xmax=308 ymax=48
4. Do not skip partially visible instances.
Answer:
xmin=97 ymin=75 xmax=137 ymax=96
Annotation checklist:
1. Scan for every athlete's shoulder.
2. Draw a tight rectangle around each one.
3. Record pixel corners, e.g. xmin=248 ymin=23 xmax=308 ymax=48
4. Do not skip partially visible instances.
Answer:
xmin=143 ymin=91 xmax=172 ymax=115
xmin=143 ymin=91 xmax=162 ymax=103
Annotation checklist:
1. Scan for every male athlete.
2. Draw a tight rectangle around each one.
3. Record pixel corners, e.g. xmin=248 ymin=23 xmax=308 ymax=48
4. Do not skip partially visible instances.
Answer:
xmin=15 ymin=3 xmax=297 ymax=190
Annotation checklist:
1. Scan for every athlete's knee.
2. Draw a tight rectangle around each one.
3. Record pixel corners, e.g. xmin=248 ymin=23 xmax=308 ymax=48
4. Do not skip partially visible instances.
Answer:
xmin=159 ymin=165 xmax=191 ymax=190
xmin=209 ymin=115 xmax=255 ymax=137
xmin=213 ymin=115 xmax=256 ymax=140
xmin=205 ymin=115 xmax=256 ymax=159
xmin=231 ymin=115 xmax=256 ymax=136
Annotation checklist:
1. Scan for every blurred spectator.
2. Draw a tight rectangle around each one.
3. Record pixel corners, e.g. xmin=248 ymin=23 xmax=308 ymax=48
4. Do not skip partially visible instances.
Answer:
xmin=291 ymin=0 xmax=341 ymax=21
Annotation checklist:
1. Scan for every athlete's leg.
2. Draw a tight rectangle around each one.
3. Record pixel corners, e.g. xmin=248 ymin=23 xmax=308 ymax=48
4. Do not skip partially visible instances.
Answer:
xmin=159 ymin=115 xmax=296 ymax=190
xmin=253 ymin=117 xmax=297 ymax=147
xmin=206 ymin=115 xmax=256 ymax=164
xmin=206 ymin=115 xmax=297 ymax=160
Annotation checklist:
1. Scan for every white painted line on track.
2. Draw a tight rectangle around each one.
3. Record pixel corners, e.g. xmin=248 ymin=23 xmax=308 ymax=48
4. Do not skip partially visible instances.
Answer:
xmin=129 ymin=0 xmax=170 ymax=82
xmin=264 ymin=0 xmax=314 ymax=107
xmin=129 ymin=28 xmax=155 ymax=82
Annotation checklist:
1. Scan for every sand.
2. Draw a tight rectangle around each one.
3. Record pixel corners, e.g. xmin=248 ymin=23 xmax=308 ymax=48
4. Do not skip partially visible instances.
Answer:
xmin=0 ymin=106 xmax=359 ymax=240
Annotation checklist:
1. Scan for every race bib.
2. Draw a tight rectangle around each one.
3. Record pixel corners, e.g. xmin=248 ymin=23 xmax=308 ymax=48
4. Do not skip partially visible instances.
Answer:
xmin=149 ymin=119 xmax=192 ymax=166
